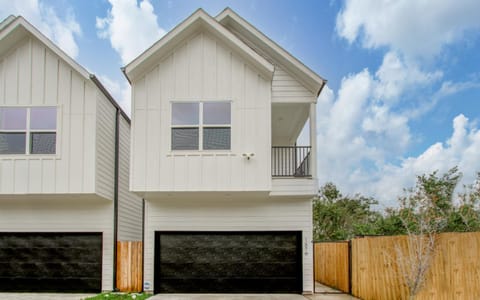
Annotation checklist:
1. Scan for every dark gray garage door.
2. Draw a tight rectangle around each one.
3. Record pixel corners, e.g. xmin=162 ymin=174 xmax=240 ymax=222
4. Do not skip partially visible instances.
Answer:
xmin=0 ymin=232 xmax=102 ymax=292
xmin=155 ymin=231 xmax=302 ymax=294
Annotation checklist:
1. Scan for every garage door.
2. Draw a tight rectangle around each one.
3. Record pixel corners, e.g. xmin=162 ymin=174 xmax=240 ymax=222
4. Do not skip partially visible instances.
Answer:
xmin=155 ymin=231 xmax=302 ymax=293
xmin=0 ymin=232 xmax=102 ymax=292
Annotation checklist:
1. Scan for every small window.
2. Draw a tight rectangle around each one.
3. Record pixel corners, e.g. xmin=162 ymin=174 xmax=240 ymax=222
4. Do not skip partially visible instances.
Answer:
xmin=0 ymin=107 xmax=57 ymax=155
xmin=171 ymin=101 xmax=231 ymax=150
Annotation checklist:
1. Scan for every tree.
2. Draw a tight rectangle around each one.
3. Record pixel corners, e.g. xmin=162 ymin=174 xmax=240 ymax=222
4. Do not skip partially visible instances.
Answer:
xmin=392 ymin=167 xmax=461 ymax=299
xmin=313 ymin=183 xmax=381 ymax=241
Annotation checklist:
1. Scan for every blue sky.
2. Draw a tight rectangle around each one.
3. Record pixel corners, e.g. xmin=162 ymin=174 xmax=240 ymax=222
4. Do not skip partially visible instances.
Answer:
xmin=1 ymin=0 xmax=480 ymax=206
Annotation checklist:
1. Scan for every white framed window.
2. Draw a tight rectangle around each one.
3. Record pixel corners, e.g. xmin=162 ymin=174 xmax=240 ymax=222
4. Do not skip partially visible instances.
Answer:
xmin=171 ymin=101 xmax=231 ymax=151
xmin=0 ymin=106 xmax=57 ymax=155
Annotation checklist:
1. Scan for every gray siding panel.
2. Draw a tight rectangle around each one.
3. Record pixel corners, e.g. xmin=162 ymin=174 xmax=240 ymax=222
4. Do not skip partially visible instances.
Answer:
xmin=95 ymin=93 xmax=116 ymax=200
xmin=118 ymin=117 xmax=143 ymax=241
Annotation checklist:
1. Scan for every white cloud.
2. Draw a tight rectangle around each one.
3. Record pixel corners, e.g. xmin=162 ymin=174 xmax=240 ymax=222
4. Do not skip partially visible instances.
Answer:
xmin=0 ymin=0 xmax=81 ymax=58
xmin=96 ymin=0 xmax=166 ymax=65
xmin=98 ymin=75 xmax=132 ymax=116
xmin=374 ymin=52 xmax=443 ymax=102
xmin=316 ymin=62 xmax=480 ymax=206
xmin=336 ymin=0 xmax=480 ymax=58
xmin=373 ymin=114 xmax=480 ymax=206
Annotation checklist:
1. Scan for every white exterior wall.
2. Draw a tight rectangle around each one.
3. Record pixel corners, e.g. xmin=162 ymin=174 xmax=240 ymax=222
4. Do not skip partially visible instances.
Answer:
xmin=272 ymin=67 xmax=316 ymax=103
xmin=118 ymin=116 xmax=143 ymax=241
xmin=0 ymin=37 xmax=97 ymax=195
xmin=130 ymin=31 xmax=271 ymax=193
xmin=143 ymin=197 xmax=314 ymax=293
xmin=0 ymin=197 xmax=114 ymax=291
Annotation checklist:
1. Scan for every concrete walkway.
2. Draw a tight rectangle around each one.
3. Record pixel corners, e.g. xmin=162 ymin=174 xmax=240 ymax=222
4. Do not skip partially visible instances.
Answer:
xmin=0 ymin=293 xmax=95 ymax=300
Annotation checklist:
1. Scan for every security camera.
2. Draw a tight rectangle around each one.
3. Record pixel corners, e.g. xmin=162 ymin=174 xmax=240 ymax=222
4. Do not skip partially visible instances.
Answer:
xmin=242 ymin=153 xmax=255 ymax=160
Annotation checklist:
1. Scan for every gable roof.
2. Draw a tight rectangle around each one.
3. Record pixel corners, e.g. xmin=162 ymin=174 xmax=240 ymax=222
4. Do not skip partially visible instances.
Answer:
xmin=0 ymin=16 xmax=130 ymax=122
xmin=216 ymin=8 xmax=326 ymax=97
xmin=123 ymin=8 xmax=275 ymax=82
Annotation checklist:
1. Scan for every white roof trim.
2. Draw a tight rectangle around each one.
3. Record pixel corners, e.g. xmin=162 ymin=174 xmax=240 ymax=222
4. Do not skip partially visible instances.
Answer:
xmin=0 ymin=16 xmax=90 ymax=79
xmin=124 ymin=9 xmax=274 ymax=82
xmin=216 ymin=8 xmax=326 ymax=96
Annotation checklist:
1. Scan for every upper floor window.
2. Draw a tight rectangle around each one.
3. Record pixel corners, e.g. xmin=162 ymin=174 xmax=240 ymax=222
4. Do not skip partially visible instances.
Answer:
xmin=0 ymin=107 xmax=57 ymax=155
xmin=171 ymin=101 xmax=231 ymax=150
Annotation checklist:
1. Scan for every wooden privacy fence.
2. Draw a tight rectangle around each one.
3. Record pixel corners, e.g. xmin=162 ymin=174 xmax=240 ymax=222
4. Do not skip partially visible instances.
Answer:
xmin=314 ymin=232 xmax=480 ymax=300
xmin=351 ymin=232 xmax=480 ymax=300
xmin=314 ymin=241 xmax=350 ymax=293
xmin=116 ymin=241 xmax=143 ymax=292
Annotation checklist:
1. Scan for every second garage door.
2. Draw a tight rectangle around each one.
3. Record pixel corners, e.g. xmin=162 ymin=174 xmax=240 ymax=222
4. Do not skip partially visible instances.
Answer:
xmin=0 ymin=232 xmax=102 ymax=292
xmin=155 ymin=231 xmax=302 ymax=294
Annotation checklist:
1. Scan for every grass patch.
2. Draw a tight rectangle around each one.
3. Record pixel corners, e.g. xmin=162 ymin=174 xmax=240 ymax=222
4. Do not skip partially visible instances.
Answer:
xmin=84 ymin=292 xmax=151 ymax=300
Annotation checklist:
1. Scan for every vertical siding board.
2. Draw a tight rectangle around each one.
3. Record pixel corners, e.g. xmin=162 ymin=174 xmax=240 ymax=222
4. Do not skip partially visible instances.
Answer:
xmin=145 ymin=109 xmax=160 ymax=189
xmin=41 ymin=159 xmax=55 ymax=193
xmin=132 ymin=109 xmax=146 ymax=190
xmin=0 ymin=60 xmax=4 ymax=103
xmin=4 ymin=49 xmax=18 ymax=104
xmin=17 ymin=39 xmax=31 ymax=104
xmin=28 ymin=159 xmax=42 ymax=193
xmin=203 ymin=33 xmax=216 ymax=98
xmin=55 ymin=62 xmax=71 ymax=193
xmin=31 ymin=39 xmax=45 ymax=104
xmin=13 ymin=159 xmax=28 ymax=193
xmin=216 ymin=42 xmax=231 ymax=98
xmin=44 ymin=50 xmax=59 ymax=105
xmin=1 ymin=160 xmax=14 ymax=192
xmin=188 ymin=33 xmax=203 ymax=98
xmin=174 ymin=43 xmax=188 ymax=99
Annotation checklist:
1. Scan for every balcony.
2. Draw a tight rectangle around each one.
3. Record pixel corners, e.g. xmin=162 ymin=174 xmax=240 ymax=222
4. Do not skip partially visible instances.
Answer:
xmin=272 ymin=146 xmax=311 ymax=177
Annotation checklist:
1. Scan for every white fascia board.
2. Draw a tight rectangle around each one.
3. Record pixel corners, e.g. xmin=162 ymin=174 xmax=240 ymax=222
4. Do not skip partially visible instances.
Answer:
xmin=0 ymin=16 xmax=91 ymax=80
xmin=216 ymin=8 xmax=326 ymax=96
xmin=124 ymin=9 xmax=274 ymax=82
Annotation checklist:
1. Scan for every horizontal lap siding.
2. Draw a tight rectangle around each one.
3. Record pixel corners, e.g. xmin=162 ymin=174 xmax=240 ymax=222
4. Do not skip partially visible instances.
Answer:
xmin=118 ymin=117 xmax=143 ymax=241
xmin=0 ymin=37 xmax=96 ymax=195
xmin=272 ymin=68 xmax=315 ymax=103
xmin=0 ymin=198 xmax=114 ymax=291
xmin=95 ymin=93 xmax=115 ymax=200
xmin=144 ymin=198 xmax=314 ymax=293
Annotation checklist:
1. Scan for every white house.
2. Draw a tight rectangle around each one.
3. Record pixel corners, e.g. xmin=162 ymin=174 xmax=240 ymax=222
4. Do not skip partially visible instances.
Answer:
xmin=0 ymin=16 xmax=142 ymax=292
xmin=124 ymin=8 xmax=325 ymax=294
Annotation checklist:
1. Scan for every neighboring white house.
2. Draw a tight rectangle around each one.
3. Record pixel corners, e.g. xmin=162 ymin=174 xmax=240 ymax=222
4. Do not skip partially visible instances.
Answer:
xmin=124 ymin=8 xmax=325 ymax=295
xmin=0 ymin=16 xmax=142 ymax=292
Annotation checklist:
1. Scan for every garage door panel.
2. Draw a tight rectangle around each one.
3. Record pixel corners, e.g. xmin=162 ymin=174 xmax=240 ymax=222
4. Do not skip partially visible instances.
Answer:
xmin=155 ymin=231 xmax=302 ymax=293
xmin=0 ymin=232 xmax=102 ymax=292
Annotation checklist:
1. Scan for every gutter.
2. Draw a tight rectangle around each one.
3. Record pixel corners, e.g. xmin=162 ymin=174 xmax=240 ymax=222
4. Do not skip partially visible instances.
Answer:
xmin=317 ymin=79 xmax=328 ymax=98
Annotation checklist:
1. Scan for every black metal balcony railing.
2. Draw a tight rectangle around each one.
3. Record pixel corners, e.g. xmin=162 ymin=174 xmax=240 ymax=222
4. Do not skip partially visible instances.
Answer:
xmin=272 ymin=146 xmax=311 ymax=177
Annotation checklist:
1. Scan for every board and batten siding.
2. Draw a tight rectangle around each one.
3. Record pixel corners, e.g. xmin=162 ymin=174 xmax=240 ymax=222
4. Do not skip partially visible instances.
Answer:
xmin=0 ymin=197 xmax=114 ymax=291
xmin=118 ymin=116 xmax=143 ymax=241
xmin=95 ymin=92 xmax=116 ymax=200
xmin=130 ymin=31 xmax=271 ymax=193
xmin=0 ymin=37 xmax=97 ymax=195
xmin=143 ymin=197 xmax=314 ymax=293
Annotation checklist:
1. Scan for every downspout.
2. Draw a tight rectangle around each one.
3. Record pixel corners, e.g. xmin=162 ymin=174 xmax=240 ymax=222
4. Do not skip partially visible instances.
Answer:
xmin=113 ymin=108 xmax=120 ymax=291
xmin=141 ymin=198 xmax=145 ymax=292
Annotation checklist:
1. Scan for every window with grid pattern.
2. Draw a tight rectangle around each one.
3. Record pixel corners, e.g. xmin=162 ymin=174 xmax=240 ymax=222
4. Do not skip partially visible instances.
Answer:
xmin=0 ymin=107 xmax=57 ymax=155
xmin=171 ymin=101 xmax=230 ymax=150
